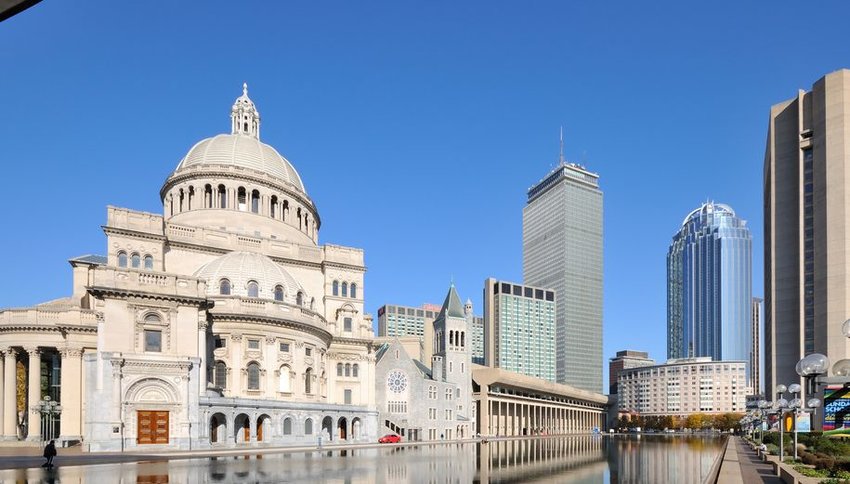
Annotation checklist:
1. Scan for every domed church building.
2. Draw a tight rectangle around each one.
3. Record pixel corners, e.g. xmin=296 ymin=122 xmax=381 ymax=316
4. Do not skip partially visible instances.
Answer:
xmin=0 ymin=85 xmax=377 ymax=451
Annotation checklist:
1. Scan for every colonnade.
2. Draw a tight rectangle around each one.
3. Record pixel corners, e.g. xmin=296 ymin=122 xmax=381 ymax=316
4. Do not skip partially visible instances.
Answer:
xmin=0 ymin=346 xmax=84 ymax=442
xmin=478 ymin=395 xmax=606 ymax=436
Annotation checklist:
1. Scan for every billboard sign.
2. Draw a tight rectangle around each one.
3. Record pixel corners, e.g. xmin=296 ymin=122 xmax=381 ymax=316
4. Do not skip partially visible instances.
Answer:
xmin=823 ymin=385 xmax=850 ymax=435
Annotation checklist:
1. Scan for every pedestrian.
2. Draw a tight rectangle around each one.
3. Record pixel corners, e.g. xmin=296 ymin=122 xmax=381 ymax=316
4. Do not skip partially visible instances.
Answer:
xmin=42 ymin=440 xmax=57 ymax=468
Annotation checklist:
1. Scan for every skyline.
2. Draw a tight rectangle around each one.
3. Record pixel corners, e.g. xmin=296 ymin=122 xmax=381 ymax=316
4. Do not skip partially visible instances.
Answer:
xmin=3 ymin=1 xmax=850 ymax=392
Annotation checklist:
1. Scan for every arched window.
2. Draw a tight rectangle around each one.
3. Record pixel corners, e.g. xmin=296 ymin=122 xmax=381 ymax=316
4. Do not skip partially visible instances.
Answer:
xmin=274 ymin=285 xmax=284 ymax=302
xmin=204 ymin=184 xmax=213 ymax=208
xmin=214 ymin=361 xmax=227 ymax=389
xmin=219 ymin=279 xmax=231 ymax=295
xmin=351 ymin=283 xmax=357 ymax=299
xmin=283 ymin=417 xmax=292 ymax=435
xmin=247 ymin=280 xmax=259 ymax=298
xmin=341 ymin=282 xmax=348 ymax=297
xmin=144 ymin=255 xmax=153 ymax=270
xmin=271 ymin=195 xmax=278 ymax=219
xmin=251 ymin=190 xmax=260 ymax=213
xmin=178 ymin=188 xmax=185 ymax=212
xmin=283 ymin=200 xmax=289 ymax=221
xmin=305 ymin=418 xmax=313 ymax=435
xmin=187 ymin=186 xmax=195 ymax=210
xmin=131 ymin=253 xmax=141 ymax=268
xmin=310 ymin=297 xmax=315 ymax=310
xmin=279 ymin=365 xmax=292 ymax=393
xmin=337 ymin=363 xmax=343 ymax=377
xmin=461 ymin=332 xmax=465 ymax=348
xmin=345 ymin=363 xmax=351 ymax=377
xmin=117 ymin=251 xmax=127 ymax=268
xmin=332 ymin=281 xmax=339 ymax=296
xmin=296 ymin=292 xmax=304 ymax=307
xmin=237 ymin=187 xmax=247 ymax=211
xmin=247 ymin=363 xmax=260 ymax=390
xmin=304 ymin=368 xmax=313 ymax=394
xmin=449 ymin=330 xmax=454 ymax=347
xmin=218 ymin=184 xmax=227 ymax=209
xmin=352 ymin=363 xmax=359 ymax=377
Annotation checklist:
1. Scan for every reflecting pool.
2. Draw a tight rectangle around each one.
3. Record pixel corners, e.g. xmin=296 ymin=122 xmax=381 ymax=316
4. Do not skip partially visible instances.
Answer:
xmin=0 ymin=435 xmax=725 ymax=483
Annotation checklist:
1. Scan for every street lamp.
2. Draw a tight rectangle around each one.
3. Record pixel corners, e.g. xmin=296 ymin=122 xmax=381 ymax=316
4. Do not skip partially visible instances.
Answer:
xmin=795 ymin=353 xmax=828 ymax=437
xmin=774 ymin=385 xmax=789 ymax=462
xmin=31 ymin=395 xmax=62 ymax=444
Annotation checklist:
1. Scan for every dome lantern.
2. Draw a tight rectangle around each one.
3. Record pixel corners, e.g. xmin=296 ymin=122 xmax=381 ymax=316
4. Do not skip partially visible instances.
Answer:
xmin=231 ymin=82 xmax=260 ymax=139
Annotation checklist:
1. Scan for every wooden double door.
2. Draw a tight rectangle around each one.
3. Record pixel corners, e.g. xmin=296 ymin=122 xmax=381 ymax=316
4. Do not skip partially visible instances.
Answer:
xmin=137 ymin=411 xmax=169 ymax=445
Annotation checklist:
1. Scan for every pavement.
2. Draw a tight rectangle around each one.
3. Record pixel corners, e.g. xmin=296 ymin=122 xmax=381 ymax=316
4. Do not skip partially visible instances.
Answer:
xmin=717 ymin=437 xmax=782 ymax=484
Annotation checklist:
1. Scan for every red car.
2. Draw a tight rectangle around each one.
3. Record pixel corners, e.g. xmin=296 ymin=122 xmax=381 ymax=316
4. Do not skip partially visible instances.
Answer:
xmin=378 ymin=434 xmax=401 ymax=443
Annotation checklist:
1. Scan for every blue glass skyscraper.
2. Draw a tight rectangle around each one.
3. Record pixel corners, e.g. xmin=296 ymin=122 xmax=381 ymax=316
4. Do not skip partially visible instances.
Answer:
xmin=667 ymin=202 xmax=753 ymax=386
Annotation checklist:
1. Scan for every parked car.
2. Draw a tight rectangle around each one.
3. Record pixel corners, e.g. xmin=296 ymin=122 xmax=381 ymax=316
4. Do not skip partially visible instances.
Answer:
xmin=378 ymin=434 xmax=401 ymax=444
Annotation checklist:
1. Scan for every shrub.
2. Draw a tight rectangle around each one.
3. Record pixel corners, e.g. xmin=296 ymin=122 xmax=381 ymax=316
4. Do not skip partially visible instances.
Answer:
xmin=794 ymin=465 xmax=829 ymax=478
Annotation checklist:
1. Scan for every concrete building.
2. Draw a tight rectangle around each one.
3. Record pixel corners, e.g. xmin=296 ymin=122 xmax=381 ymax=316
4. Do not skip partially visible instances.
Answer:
xmin=0 ymin=85 xmax=378 ymax=450
xmin=608 ymin=350 xmax=654 ymax=395
xmin=473 ymin=365 xmax=608 ymax=436
xmin=667 ymin=202 xmax=753 ymax=390
xmin=752 ymin=297 xmax=763 ymax=395
xmin=617 ymin=357 xmax=747 ymax=417
xmin=464 ymin=299 xmax=485 ymax=366
xmin=375 ymin=285 xmax=474 ymax=441
xmin=483 ymin=278 xmax=556 ymax=382
xmin=523 ymin=149 xmax=603 ymax=392
xmin=764 ymin=69 xmax=850 ymax=412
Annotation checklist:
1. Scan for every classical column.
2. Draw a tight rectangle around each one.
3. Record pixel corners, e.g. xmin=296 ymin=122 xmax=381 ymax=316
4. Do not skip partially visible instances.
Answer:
xmin=3 ymin=349 xmax=15 ymax=439
xmin=197 ymin=317 xmax=208 ymax=395
xmin=25 ymin=347 xmax=41 ymax=441
xmin=0 ymin=351 xmax=4 ymax=440
xmin=59 ymin=348 xmax=83 ymax=441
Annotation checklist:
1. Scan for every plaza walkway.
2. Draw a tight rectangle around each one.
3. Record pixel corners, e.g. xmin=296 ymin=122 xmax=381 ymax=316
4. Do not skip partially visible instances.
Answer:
xmin=717 ymin=437 xmax=782 ymax=484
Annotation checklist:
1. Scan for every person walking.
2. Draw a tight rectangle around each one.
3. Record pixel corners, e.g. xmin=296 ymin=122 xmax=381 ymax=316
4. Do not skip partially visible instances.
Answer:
xmin=42 ymin=440 xmax=57 ymax=468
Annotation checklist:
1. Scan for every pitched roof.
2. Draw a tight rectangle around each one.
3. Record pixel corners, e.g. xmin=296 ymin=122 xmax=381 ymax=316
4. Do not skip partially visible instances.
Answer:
xmin=439 ymin=284 xmax=466 ymax=319
xmin=69 ymin=254 xmax=108 ymax=265
xmin=412 ymin=359 xmax=433 ymax=379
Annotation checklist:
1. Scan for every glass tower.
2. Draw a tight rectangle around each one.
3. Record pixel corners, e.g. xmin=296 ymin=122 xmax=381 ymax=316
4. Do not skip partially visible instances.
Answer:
xmin=667 ymin=202 xmax=753 ymax=386
xmin=523 ymin=161 xmax=603 ymax=391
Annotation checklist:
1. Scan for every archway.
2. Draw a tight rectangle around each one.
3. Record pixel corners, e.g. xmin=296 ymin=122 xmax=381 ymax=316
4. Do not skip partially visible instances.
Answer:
xmin=321 ymin=416 xmax=333 ymax=441
xmin=210 ymin=413 xmax=227 ymax=444
xmin=337 ymin=417 xmax=348 ymax=441
xmin=234 ymin=414 xmax=250 ymax=444
xmin=352 ymin=418 xmax=361 ymax=441
xmin=257 ymin=414 xmax=271 ymax=442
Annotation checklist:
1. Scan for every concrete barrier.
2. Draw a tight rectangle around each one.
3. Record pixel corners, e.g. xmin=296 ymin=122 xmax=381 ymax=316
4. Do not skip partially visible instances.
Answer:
xmin=777 ymin=463 xmax=822 ymax=484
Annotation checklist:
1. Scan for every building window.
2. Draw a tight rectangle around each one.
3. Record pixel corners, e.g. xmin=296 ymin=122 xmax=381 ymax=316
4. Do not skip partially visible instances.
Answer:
xmin=118 ymin=251 xmax=128 ymax=268
xmin=332 ymin=280 xmax=339 ymax=296
xmin=131 ymin=253 xmax=140 ymax=268
xmin=279 ymin=342 xmax=290 ymax=353
xmin=344 ymin=389 xmax=352 ymax=405
xmin=283 ymin=417 xmax=292 ymax=435
xmin=344 ymin=317 xmax=352 ymax=332
xmin=145 ymin=330 xmax=162 ymax=352
xmin=251 ymin=190 xmax=260 ymax=213
xmin=274 ymin=285 xmax=284 ymax=302
xmin=238 ymin=187 xmax=247 ymax=211
xmin=247 ymin=339 xmax=260 ymax=350
xmin=341 ymin=282 xmax=348 ymax=297
xmin=337 ymin=363 xmax=343 ymax=376
xmin=247 ymin=363 xmax=260 ymax=390
xmin=345 ymin=363 xmax=351 ymax=377
xmin=305 ymin=347 xmax=312 ymax=357
xmin=219 ymin=279 xmax=231 ymax=295
xmin=144 ymin=255 xmax=153 ymax=270
xmin=247 ymin=280 xmax=259 ymax=298
xmin=218 ymin=184 xmax=227 ymax=208
xmin=214 ymin=361 xmax=227 ymax=388
xmin=305 ymin=418 xmax=313 ymax=435
xmin=279 ymin=365 xmax=291 ymax=393
xmin=297 ymin=292 xmax=304 ymax=307
xmin=214 ymin=336 xmax=226 ymax=349
xmin=304 ymin=368 xmax=313 ymax=394
xmin=350 ymin=283 xmax=357 ymax=299
xmin=352 ymin=363 xmax=359 ymax=378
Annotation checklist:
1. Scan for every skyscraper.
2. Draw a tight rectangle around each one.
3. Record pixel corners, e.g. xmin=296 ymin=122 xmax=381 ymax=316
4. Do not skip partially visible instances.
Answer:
xmin=764 ymin=69 xmax=850 ymax=407
xmin=752 ymin=297 xmax=763 ymax=395
xmin=667 ymin=202 xmax=753 ymax=388
xmin=483 ymin=278 xmax=557 ymax=382
xmin=523 ymin=151 xmax=603 ymax=391
xmin=608 ymin=350 xmax=654 ymax=395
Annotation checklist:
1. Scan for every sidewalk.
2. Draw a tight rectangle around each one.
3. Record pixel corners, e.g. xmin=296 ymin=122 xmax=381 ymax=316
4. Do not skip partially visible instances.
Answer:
xmin=717 ymin=437 xmax=782 ymax=484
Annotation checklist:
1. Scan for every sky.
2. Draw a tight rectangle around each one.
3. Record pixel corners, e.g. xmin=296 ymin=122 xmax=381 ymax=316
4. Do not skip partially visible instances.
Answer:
xmin=1 ymin=1 xmax=849 ymax=393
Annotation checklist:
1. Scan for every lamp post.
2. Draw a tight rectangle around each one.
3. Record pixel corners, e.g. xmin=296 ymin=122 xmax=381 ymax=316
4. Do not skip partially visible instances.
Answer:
xmin=31 ymin=395 xmax=62 ymax=445
xmin=774 ymin=385 xmax=789 ymax=462
xmin=795 ymin=353 xmax=828 ymax=439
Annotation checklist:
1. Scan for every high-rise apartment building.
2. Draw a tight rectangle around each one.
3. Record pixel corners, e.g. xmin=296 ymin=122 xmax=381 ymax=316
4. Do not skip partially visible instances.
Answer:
xmin=464 ymin=299 xmax=485 ymax=365
xmin=483 ymin=278 xmax=557 ymax=382
xmin=667 ymin=202 xmax=753 ymax=388
xmin=764 ymin=69 xmax=850 ymax=408
xmin=523 ymin=158 xmax=603 ymax=391
xmin=608 ymin=350 xmax=655 ymax=395
xmin=752 ymin=297 xmax=763 ymax=395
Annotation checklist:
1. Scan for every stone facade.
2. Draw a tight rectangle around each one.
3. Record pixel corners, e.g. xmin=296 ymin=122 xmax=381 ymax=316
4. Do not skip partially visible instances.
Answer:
xmin=0 ymin=85 xmax=378 ymax=450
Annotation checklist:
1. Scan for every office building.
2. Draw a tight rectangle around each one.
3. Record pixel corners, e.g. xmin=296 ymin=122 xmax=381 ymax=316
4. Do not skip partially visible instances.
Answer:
xmin=608 ymin=350 xmax=655 ymax=395
xmin=764 ymin=69 xmax=850 ymax=408
xmin=617 ymin=357 xmax=747 ymax=417
xmin=465 ymin=299 xmax=485 ymax=365
xmin=483 ymin=278 xmax=556 ymax=382
xmin=667 ymin=202 xmax=753 ymax=388
xmin=752 ymin=297 xmax=763 ymax=394
xmin=523 ymin=154 xmax=603 ymax=391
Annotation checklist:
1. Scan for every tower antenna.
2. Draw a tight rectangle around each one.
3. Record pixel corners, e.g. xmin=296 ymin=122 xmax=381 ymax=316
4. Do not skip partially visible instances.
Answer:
xmin=559 ymin=126 xmax=566 ymax=164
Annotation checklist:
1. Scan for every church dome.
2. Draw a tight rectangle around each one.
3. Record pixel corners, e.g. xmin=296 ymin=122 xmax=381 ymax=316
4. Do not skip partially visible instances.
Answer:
xmin=176 ymin=134 xmax=305 ymax=193
xmin=194 ymin=251 xmax=304 ymax=303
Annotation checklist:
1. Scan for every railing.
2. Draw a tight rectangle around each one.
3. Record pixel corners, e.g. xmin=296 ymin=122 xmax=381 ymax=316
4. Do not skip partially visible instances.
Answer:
xmin=0 ymin=307 xmax=98 ymax=326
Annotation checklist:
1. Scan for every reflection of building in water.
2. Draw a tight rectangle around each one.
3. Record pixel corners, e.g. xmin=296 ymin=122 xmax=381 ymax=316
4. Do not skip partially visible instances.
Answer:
xmin=375 ymin=285 xmax=475 ymax=441
xmin=609 ymin=436 xmax=721 ymax=484
xmin=0 ymin=85 xmax=377 ymax=451
xmin=473 ymin=366 xmax=608 ymax=437
xmin=478 ymin=436 xmax=606 ymax=483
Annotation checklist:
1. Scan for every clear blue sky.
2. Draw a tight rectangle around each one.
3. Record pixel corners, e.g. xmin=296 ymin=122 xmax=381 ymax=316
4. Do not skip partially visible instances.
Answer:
xmin=2 ymin=1 xmax=849 ymax=392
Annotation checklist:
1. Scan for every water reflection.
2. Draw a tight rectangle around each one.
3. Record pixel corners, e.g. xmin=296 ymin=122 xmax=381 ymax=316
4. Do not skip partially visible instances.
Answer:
xmin=0 ymin=435 xmax=724 ymax=484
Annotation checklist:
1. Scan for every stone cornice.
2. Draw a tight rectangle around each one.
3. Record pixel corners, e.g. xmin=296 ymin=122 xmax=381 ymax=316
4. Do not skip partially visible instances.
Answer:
xmin=330 ymin=336 xmax=374 ymax=347
xmin=102 ymin=226 xmax=166 ymax=242
xmin=164 ymin=239 xmax=324 ymax=270
xmin=211 ymin=312 xmax=333 ymax=346
xmin=322 ymin=261 xmax=367 ymax=272
xmin=88 ymin=286 xmax=208 ymax=306
xmin=0 ymin=324 xmax=97 ymax=334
